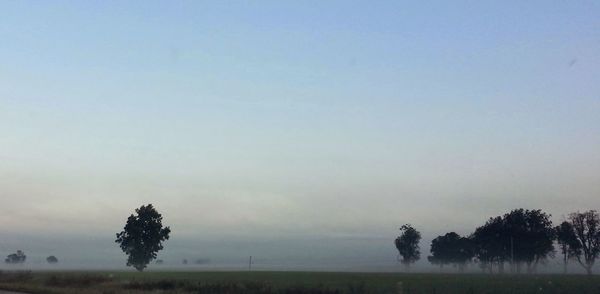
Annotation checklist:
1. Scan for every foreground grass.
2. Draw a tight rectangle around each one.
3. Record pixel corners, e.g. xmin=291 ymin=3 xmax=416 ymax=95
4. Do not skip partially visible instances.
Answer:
xmin=1 ymin=270 xmax=600 ymax=294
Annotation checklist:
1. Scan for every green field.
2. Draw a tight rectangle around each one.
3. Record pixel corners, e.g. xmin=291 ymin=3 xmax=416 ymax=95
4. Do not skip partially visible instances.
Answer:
xmin=1 ymin=270 xmax=600 ymax=294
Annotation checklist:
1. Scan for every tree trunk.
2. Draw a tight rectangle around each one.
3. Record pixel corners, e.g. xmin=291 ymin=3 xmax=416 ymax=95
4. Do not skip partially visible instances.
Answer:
xmin=577 ymin=257 xmax=594 ymax=275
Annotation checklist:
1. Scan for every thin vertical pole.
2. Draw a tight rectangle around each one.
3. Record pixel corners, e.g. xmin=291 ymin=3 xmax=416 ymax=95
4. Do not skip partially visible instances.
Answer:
xmin=248 ymin=255 xmax=252 ymax=271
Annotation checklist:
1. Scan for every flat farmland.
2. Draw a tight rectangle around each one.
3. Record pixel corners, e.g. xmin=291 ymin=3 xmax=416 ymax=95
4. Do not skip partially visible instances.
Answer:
xmin=1 ymin=270 xmax=600 ymax=294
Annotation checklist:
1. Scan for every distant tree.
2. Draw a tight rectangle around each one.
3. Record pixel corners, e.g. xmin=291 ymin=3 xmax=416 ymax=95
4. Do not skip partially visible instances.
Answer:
xmin=471 ymin=216 xmax=506 ymax=274
xmin=46 ymin=255 xmax=59 ymax=264
xmin=502 ymin=209 xmax=555 ymax=273
xmin=5 ymin=250 xmax=26 ymax=264
xmin=182 ymin=259 xmax=188 ymax=265
xmin=428 ymin=232 xmax=474 ymax=272
xmin=555 ymin=221 xmax=581 ymax=274
xmin=155 ymin=259 xmax=164 ymax=265
xmin=115 ymin=204 xmax=171 ymax=272
xmin=568 ymin=210 xmax=600 ymax=275
xmin=394 ymin=224 xmax=421 ymax=270
xmin=471 ymin=209 xmax=555 ymax=274
xmin=429 ymin=233 xmax=455 ymax=270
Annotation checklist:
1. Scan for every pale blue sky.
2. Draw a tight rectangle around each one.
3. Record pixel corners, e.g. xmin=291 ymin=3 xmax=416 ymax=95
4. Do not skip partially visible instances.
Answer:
xmin=1 ymin=1 xmax=599 ymax=269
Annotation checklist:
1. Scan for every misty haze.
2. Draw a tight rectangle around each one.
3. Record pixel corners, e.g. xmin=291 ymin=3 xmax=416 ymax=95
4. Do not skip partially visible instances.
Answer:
xmin=1 ymin=1 xmax=599 ymax=293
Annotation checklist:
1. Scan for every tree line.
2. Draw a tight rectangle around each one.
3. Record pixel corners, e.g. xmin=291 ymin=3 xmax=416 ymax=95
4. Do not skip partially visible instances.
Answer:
xmin=4 ymin=250 xmax=58 ymax=265
xmin=395 ymin=209 xmax=600 ymax=275
xmin=5 ymin=205 xmax=598 ymax=275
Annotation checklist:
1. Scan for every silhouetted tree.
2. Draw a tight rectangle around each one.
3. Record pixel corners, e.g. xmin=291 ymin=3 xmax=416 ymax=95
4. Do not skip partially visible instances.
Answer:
xmin=568 ymin=210 xmax=600 ymax=275
xmin=502 ymin=209 xmax=555 ymax=273
xmin=471 ymin=216 xmax=506 ymax=273
xmin=429 ymin=233 xmax=456 ymax=270
xmin=115 ymin=204 xmax=171 ymax=271
xmin=182 ymin=259 xmax=188 ymax=265
xmin=394 ymin=224 xmax=421 ymax=271
xmin=471 ymin=209 xmax=555 ymax=274
xmin=555 ymin=221 xmax=580 ymax=274
xmin=428 ymin=232 xmax=474 ymax=272
xmin=46 ymin=255 xmax=58 ymax=264
xmin=5 ymin=250 xmax=26 ymax=264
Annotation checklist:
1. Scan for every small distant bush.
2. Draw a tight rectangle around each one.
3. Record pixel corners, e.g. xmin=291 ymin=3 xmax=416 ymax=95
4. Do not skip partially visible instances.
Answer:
xmin=46 ymin=256 xmax=59 ymax=264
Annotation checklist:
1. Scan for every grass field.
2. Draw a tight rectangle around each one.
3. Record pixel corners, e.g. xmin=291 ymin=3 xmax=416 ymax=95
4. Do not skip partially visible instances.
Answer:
xmin=1 ymin=270 xmax=600 ymax=294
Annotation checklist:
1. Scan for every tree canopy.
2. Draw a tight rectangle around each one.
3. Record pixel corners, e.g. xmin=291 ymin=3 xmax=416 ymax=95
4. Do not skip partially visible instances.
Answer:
xmin=428 ymin=232 xmax=474 ymax=271
xmin=5 ymin=250 xmax=26 ymax=264
xmin=394 ymin=224 xmax=421 ymax=269
xmin=46 ymin=255 xmax=59 ymax=264
xmin=568 ymin=210 xmax=600 ymax=275
xmin=555 ymin=221 xmax=581 ymax=273
xmin=471 ymin=216 xmax=506 ymax=273
xmin=115 ymin=204 xmax=171 ymax=271
xmin=502 ymin=209 xmax=555 ymax=272
xmin=469 ymin=209 xmax=555 ymax=274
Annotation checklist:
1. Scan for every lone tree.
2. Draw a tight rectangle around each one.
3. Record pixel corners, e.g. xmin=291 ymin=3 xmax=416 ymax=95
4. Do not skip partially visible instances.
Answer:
xmin=555 ymin=221 xmax=581 ymax=274
xmin=46 ymin=255 xmax=59 ymax=264
xmin=5 ymin=250 xmax=26 ymax=264
xmin=568 ymin=210 xmax=600 ymax=275
xmin=115 ymin=204 xmax=171 ymax=271
xmin=394 ymin=224 xmax=421 ymax=270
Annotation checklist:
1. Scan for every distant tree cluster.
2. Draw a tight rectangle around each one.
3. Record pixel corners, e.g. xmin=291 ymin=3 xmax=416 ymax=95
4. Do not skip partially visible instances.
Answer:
xmin=4 ymin=251 xmax=59 ymax=265
xmin=470 ymin=209 xmax=554 ymax=274
xmin=428 ymin=232 xmax=473 ymax=272
xmin=396 ymin=209 xmax=600 ymax=275
xmin=5 ymin=250 xmax=26 ymax=264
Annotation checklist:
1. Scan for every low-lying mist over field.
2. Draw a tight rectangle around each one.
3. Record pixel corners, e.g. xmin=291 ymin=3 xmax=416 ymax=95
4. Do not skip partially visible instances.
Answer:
xmin=0 ymin=229 xmax=594 ymax=274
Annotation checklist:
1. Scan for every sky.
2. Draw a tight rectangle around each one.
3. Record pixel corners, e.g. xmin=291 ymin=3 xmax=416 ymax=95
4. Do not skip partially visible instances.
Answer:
xmin=1 ymin=1 xmax=599 ymax=270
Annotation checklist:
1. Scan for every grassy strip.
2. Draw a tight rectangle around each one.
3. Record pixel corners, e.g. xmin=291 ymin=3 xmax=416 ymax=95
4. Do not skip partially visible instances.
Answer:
xmin=1 ymin=270 xmax=600 ymax=294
